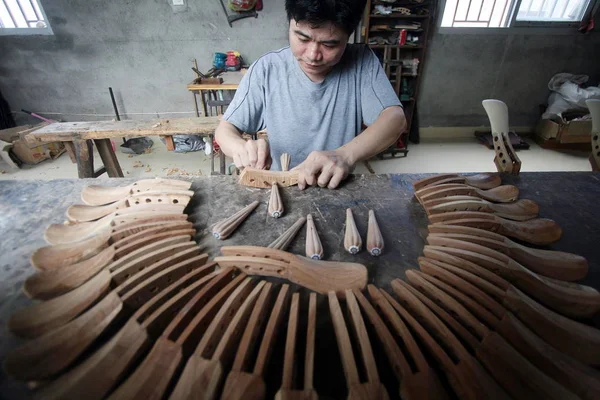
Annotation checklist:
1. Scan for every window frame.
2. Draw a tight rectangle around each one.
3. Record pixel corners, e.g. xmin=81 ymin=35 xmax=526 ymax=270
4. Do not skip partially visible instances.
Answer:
xmin=438 ymin=0 xmax=599 ymax=35
xmin=0 ymin=0 xmax=53 ymax=36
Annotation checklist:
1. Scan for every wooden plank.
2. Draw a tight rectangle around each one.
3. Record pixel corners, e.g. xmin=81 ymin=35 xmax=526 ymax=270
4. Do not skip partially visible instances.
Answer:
xmin=161 ymin=135 xmax=175 ymax=151
xmin=25 ymin=117 xmax=221 ymax=144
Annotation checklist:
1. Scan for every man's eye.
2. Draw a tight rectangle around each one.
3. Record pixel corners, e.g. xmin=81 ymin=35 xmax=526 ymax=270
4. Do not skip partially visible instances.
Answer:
xmin=323 ymin=44 xmax=337 ymax=48
xmin=298 ymin=37 xmax=309 ymax=42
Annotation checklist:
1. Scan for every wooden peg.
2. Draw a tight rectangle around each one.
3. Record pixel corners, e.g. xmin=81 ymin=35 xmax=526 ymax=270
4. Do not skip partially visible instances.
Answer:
xmin=268 ymin=183 xmax=284 ymax=218
xmin=305 ymin=214 xmax=323 ymax=260
xmin=212 ymin=201 xmax=259 ymax=240
xmin=268 ymin=217 xmax=306 ymax=250
xmin=366 ymin=210 xmax=384 ymax=256
xmin=344 ymin=208 xmax=362 ymax=254
xmin=281 ymin=153 xmax=291 ymax=172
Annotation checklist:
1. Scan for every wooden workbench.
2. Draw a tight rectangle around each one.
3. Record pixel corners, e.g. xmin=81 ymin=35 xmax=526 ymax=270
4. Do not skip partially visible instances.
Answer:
xmin=25 ymin=117 xmax=221 ymax=178
xmin=1 ymin=172 xmax=599 ymax=398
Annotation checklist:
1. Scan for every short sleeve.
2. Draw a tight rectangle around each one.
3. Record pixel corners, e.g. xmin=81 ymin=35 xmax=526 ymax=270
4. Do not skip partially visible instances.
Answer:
xmin=360 ymin=48 xmax=402 ymax=126
xmin=223 ymin=61 xmax=266 ymax=133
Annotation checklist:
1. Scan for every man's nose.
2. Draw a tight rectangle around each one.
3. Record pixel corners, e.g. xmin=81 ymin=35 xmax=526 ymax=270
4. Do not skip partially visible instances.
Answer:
xmin=307 ymin=42 xmax=323 ymax=62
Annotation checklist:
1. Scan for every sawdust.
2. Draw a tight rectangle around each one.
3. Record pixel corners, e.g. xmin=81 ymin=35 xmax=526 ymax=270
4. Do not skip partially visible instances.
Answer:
xmin=133 ymin=161 xmax=144 ymax=168
xmin=163 ymin=167 xmax=203 ymax=177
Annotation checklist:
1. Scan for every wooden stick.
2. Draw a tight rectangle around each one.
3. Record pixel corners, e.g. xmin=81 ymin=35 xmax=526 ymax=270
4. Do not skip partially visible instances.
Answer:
xmin=280 ymin=153 xmax=291 ymax=172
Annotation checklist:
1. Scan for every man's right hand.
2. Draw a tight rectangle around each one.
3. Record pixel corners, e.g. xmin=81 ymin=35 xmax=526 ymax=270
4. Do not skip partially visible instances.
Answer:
xmin=232 ymin=138 xmax=272 ymax=170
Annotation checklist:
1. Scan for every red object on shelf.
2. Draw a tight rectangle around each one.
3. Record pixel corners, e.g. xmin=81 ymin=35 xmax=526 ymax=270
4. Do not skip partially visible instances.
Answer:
xmin=399 ymin=29 xmax=407 ymax=45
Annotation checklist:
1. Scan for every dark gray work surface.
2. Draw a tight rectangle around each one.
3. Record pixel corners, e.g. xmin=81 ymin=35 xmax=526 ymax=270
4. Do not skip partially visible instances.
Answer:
xmin=0 ymin=172 xmax=599 ymax=399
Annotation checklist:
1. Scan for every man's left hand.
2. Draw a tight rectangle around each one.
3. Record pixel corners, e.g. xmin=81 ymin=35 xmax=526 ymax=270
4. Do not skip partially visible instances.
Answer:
xmin=292 ymin=150 xmax=353 ymax=190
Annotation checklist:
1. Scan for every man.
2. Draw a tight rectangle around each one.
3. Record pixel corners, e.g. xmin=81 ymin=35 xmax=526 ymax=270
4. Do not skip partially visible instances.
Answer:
xmin=215 ymin=0 xmax=406 ymax=189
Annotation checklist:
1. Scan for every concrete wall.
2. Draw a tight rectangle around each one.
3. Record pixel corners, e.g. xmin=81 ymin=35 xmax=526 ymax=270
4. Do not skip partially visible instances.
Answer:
xmin=1 ymin=0 xmax=598 ymax=128
xmin=0 ymin=0 xmax=290 ymax=125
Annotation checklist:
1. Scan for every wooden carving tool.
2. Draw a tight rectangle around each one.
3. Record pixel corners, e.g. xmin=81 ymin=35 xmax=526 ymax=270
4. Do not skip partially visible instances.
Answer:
xmin=412 ymin=173 xmax=501 ymax=191
xmin=268 ymin=183 xmax=284 ymax=218
xmin=25 ymin=229 xmax=196 ymax=300
xmin=280 ymin=153 xmax=291 ymax=172
xmin=4 ymin=251 xmax=211 ymax=381
xmin=34 ymin=262 xmax=226 ymax=400
xmin=268 ymin=216 xmax=306 ymax=250
xmin=421 ymin=250 xmax=600 ymax=366
xmin=44 ymin=211 xmax=188 ymax=245
xmin=305 ymin=214 xmax=324 ymax=260
xmin=482 ymin=99 xmax=521 ymax=174
xmin=428 ymin=211 xmax=562 ymax=245
xmin=32 ymin=219 xmax=192 ymax=271
xmin=274 ymin=292 xmax=319 ymax=400
xmin=586 ymin=99 xmax=600 ymax=171
xmin=221 ymin=284 xmax=290 ymax=400
xmin=423 ymin=197 xmax=539 ymax=221
xmin=416 ymin=259 xmax=600 ymax=399
xmin=239 ymin=168 xmax=299 ymax=188
xmin=328 ymin=291 xmax=390 ymax=399
xmin=372 ymin=285 xmax=510 ymax=400
xmin=427 ymin=224 xmax=588 ymax=281
xmin=9 ymin=237 xmax=200 ymax=338
xmin=80 ymin=178 xmax=192 ymax=206
xmin=366 ymin=210 xmax=384 ymax=256
xmin=415 ymin=183 xmax=519 ymax=204
xmin=344 ymin=208 xmax=362 ymax=254
xmin=212 ymin=200 xmax=259 ymax=239
xmin=404 ymin=271 xmax=578 ymax=400
xmin=425 ymin=242 xmax=600 ymax=318
xmin=66 ymin=190 xmax=192 ymax=222
xmin=360 ymin=288 xmax=449 ymax=400
xmin=162 ymin=278 xmax=260 ymax=400
xmin=217 ymin=246 xmax=367 ymax=296
xmin=103 ymin=271 xmax=246 ymax=400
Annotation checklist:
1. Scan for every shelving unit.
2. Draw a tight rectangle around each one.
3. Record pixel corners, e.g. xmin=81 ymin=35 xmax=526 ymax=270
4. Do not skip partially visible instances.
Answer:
xmin=361 ymin=0 xmax=436 ymax=158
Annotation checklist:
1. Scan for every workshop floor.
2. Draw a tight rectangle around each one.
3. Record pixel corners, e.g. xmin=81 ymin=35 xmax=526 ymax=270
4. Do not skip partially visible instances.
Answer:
xmin=0 ymin=137 xmax=591 ymax=180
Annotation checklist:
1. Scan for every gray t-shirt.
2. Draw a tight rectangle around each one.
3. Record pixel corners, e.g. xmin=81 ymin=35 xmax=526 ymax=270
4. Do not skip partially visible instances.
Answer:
xmin=223 ymin=44 xmax=401 ymax=170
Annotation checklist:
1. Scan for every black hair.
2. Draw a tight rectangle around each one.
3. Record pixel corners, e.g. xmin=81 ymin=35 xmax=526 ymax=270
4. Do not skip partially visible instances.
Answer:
xmin=285 ymin=0 xmax=367 ymax=36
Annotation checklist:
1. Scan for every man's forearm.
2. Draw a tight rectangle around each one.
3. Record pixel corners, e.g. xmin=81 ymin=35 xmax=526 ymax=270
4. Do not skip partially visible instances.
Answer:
xmin=336 ymin=106 xmax=406 ymax=165
xmin=215 ymin=119 xmax=246 ymax=158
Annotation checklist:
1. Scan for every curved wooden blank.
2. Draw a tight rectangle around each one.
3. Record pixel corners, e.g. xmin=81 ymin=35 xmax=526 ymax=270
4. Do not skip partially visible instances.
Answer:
xmin=80 ymin=179 xmax=192 ymax=206
xmin=344 ymin=208 xmax=362 ymax=254
xmin=44 ymin=212 xmax=187 ymax=245
xmin=239 ymin=168 xmax=299 ymax=188
xmin=427 ymin=227 xmax=588 ymax=281
xmin=305 ymin=214 xmax=323 ymax=260
xmin=35 ymin=264 xmax=216 ymax=400
xmin=277 ymin=292 xmax=300 ymax=395
xmin=110 ymin=219 xmax=192 ymax=244
xmin=417 ymin=184 xmax=519 ymax=204
xmin=31 ymin=226 xmax=112 ymax=271
xmin=328 ymin=291 xmax=360 ymax=386
xmin=427 ymin=244 xmax=600 ymax=318
xmin=412 ymin=173 xmax=501 ymax=191
xmin=214 ymin=252 xmax=367 ymax=297
xmin=425 ymin=198 xmax=539 ymax=221
xmin=8 ymin=269 xmax=111 ymax=338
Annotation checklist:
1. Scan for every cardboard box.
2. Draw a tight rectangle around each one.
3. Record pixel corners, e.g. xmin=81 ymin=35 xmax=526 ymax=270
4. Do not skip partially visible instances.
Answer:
xmin=0 ymin=123 xmax=64 ymax=165
xmin=535 ymin=118 xmax=592 ymax=144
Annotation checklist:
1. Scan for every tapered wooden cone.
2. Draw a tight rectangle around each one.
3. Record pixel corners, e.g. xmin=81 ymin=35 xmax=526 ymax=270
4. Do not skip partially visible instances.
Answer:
xmin=344 ymin=208 xmax=362 ymax=254
xmin=281 ymin=153 xmax=291 ymax=172
xmin=367 ymin=210 xmax=384 ymax=256
xmin=268 ymin=183 xmax=284 ymax=218
xmin=268 ymin=217 xmax=306 ymax=250
xmin=212 ymin=201 xmax=259 ymax=240
xmin=305 ymin=214 xmax=323 ymax=260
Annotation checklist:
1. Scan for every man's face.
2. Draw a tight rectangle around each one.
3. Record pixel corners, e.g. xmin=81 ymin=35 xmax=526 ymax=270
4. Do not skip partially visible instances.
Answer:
xmin=289 ymin=19 xmax=348 ymax=83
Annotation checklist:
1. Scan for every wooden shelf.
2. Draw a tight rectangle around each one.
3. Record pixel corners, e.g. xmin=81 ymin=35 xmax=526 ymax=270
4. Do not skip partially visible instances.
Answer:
xmin=370 ymin=13 xmax=429 ymax=19
xmin=369 ymin=45 xmax=424 ymax=49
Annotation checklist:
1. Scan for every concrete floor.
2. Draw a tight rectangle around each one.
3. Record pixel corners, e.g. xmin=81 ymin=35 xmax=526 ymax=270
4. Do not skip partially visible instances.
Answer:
xmin=0 ymin=137 xmax=592 ymax=180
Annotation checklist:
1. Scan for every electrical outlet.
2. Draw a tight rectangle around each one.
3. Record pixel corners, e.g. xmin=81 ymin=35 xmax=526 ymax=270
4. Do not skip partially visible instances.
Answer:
xmin=172 ymin=0 xmax=184 ymax=5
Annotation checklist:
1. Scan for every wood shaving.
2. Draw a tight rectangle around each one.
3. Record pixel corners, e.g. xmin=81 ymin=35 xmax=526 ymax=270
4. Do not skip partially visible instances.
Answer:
xmin=151 ymin=122 xmax=161 ymax=128
xmin=127 ymin=154 xmax=134 ymax=158
xmin=145 ymin=167 xmax=151 ymax=172
xmin=133 ymin=161 xmax=144 ymax=168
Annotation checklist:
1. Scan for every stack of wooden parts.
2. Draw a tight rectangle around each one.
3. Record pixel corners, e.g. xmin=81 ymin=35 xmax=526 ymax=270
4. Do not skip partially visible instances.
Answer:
xmin=4 ymin=174 xmax=600 ymax=399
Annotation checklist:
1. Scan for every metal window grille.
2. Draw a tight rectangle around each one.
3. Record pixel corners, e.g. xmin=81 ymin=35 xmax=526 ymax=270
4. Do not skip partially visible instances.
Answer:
xmin=441 ymin=0 xmax=592 ymax=27
xmin=0 ymin=0 xmax=47 ymax=29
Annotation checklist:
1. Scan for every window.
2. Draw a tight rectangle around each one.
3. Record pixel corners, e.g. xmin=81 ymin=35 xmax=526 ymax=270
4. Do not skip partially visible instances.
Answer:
xmin=441 ymin=0 xmax=595 ymax=28
xmin=0 ymin=0 xmax=52 ymax=35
